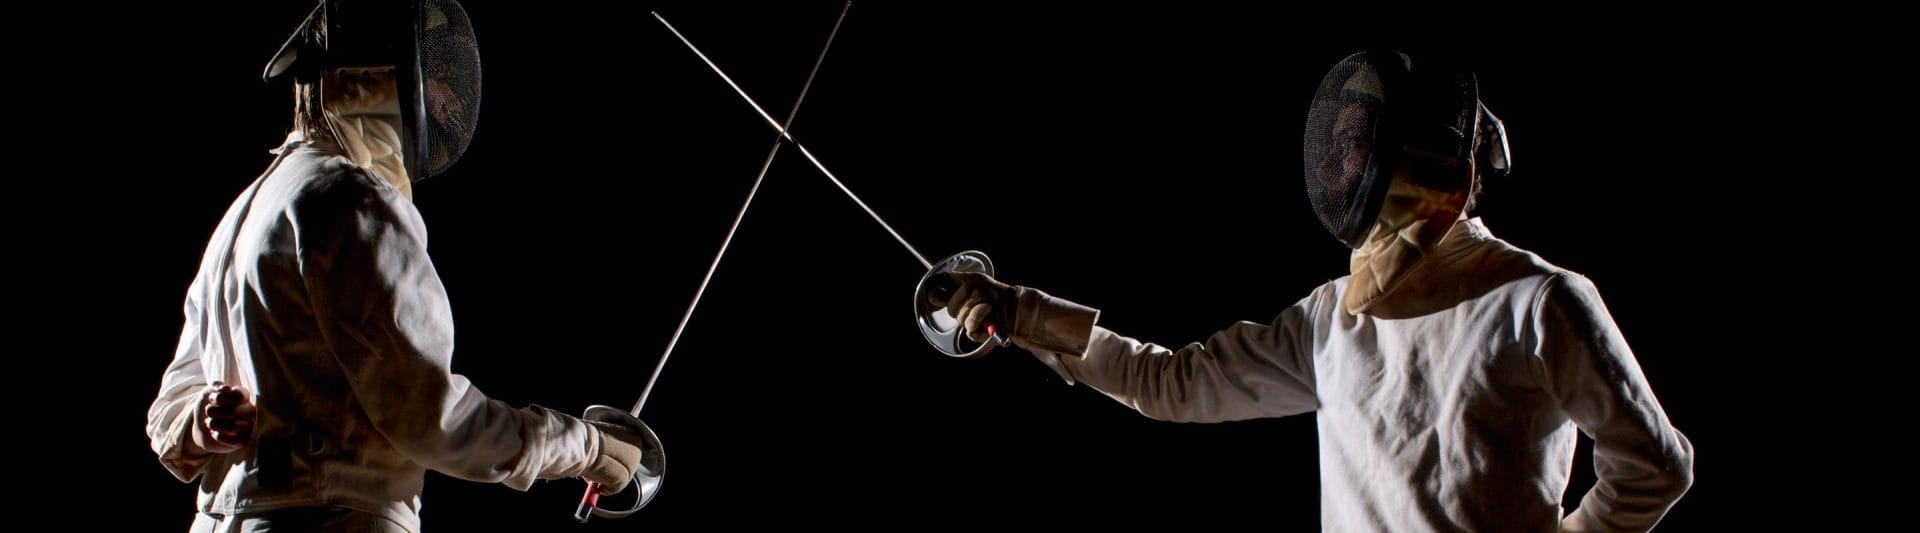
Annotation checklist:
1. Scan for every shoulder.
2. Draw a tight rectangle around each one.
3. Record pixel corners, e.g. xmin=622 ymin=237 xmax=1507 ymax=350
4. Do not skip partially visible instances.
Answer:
xmin=1303 ymin=276 xmax=1347 ymax=319
xmin=1486 ymin=238 xmax=1599 ymax=306
xmin=1534 ymin=270 xmax=1607 ymax=317
xmin=1480 ymin=234 xmax=1570 ymax=282
xmin=272 ymin=150 xmax=422 ymax=244
xmin=287 ymin=152 xmax=390 ymax=206
xmin=1455 ymin=233 xmax=1597 ymax=310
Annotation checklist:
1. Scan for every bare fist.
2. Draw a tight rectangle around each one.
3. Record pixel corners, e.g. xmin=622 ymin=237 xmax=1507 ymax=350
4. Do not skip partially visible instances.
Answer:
xmin=192 ymin=384 xmax=256 ymax=455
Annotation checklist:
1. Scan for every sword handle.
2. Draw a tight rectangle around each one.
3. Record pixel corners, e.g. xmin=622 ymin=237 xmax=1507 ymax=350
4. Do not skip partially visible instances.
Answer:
xmin=574 ymin=482 xmax=601 ymax=523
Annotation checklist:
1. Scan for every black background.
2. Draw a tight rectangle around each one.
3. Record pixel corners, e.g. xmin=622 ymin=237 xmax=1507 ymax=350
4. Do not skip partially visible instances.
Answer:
xmin=26 ymin=1 xmax=1874 ymax=530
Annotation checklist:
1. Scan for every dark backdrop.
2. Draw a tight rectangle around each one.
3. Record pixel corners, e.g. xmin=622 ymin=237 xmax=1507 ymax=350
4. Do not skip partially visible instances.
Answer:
xmin=23 ymin=1 xmax=1871 ymax=530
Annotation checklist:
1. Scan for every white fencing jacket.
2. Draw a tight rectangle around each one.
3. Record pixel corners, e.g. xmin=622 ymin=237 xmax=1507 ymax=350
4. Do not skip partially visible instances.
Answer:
xmin=147 ymin=135 xmax=598 ymax=530
xmin=1022 ymin=218 xmax=1693 ymax=532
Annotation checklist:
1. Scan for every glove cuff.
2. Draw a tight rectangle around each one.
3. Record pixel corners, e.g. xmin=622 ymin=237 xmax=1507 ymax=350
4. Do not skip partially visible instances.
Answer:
xmin=1011 ymin=286 xmax=1099 ymax=356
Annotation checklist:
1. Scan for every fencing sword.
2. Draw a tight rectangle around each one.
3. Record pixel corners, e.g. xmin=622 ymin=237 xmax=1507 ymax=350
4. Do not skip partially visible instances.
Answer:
xmin=652 ymin=10 xmax=1010 ymax=357
xmin=572 ymin=2 xmax=853 ymax=522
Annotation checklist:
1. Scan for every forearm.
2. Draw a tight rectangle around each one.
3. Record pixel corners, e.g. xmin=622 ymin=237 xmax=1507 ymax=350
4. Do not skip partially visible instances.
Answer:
xmin=146 ymin=371 xmax=209 ymax=481
xmin=148 ymin=343 xmax=211 ymax=481
xmin=354 ymin=370 xmax=596 ymax=491
xmin=1565 ymin=427 xmax=1694 ymax=532
xmin=1017 ymin=287 xmax=1318 ymax=422
xmin=1057 ymin=327 xmax=1315 ymax=422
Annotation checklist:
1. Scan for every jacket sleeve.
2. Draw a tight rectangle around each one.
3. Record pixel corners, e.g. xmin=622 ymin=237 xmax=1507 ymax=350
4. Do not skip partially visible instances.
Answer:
xmin=292 ymin=172 xmax=598 ymax=491
xmin=1028 ymin=289 xmax=1321 ymax=423
xmin=147 ymin=280 xmax=211 ymax=482
xmin=1532 ymin=273 xmax=1694 ymax=532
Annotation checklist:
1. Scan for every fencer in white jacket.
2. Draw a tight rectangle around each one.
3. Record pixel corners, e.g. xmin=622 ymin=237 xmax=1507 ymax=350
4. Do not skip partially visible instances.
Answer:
xmin=145 ymin=10 xmax=647 ymax=530
xmin=937 ymin=53 xmax=1693 ymax=532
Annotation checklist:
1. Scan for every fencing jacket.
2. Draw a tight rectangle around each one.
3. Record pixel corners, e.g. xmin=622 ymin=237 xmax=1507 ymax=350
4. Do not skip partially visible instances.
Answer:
xmin=147 ymin=134 xmax=599 ymax=530
xmin=1021 ymin=218 xmax=1693 ymax=532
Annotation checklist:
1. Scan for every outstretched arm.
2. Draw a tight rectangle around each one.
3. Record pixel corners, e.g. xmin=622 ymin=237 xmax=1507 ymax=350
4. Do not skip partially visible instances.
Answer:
xmin=943 ymin=273 xmax=1323 ymax=423
xmin=1050 ymin=300 xmax=1320 ymax=423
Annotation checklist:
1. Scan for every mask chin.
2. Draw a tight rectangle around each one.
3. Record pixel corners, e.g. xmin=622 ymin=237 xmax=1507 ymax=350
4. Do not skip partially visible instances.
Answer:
xmin=1343 ymin=171 xmax=1466 ymax=314
xmin=319 ymin=69 xmax=412 ymax=190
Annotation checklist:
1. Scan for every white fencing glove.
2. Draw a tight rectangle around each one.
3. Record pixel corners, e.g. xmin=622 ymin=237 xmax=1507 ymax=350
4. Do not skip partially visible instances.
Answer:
xmin=934 ymin=271 xmax=1016 ymax=343
xmin=580 ymin=421 xmax=647 ymax=495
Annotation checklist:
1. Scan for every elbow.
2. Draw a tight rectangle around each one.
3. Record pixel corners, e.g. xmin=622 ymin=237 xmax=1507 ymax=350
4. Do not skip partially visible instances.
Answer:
xmin=375 ymin=417 xmax=487 ymax=476
xmin=1128 ymin=396 xmax=1225 ymax=423
xmin=1632 ymin=429 xmax=1695 ymax=506
xmin=1133 ymin=403 xmax=1189 ymax=422
xmin=384 ymin=429 xmax=513 ymax=483
xmin=370 ymin=404 xmax=533 ymax=485
xmin=1665 ymin=433 xmax=1696 ymax=501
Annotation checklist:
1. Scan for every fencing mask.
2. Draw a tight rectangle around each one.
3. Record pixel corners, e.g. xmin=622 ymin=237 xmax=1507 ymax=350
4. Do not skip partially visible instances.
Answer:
xmin=1302 ymin=50 xmax=1511 ymax=249
xmin=264 ymin=0 xmax=481 ymax=181
xmin=1303 ymin=51 xmax=1513 ymax=312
